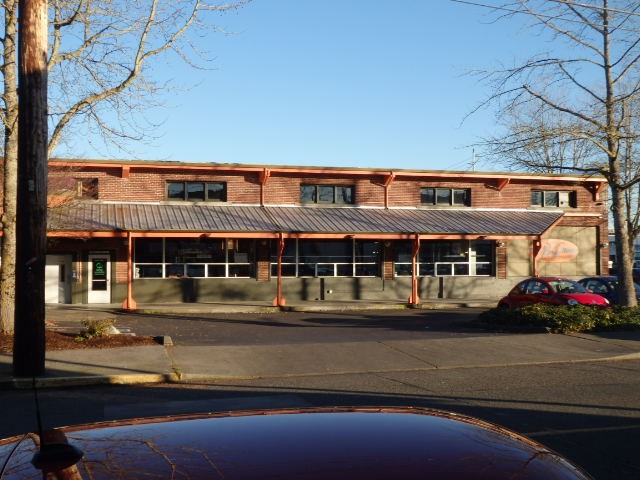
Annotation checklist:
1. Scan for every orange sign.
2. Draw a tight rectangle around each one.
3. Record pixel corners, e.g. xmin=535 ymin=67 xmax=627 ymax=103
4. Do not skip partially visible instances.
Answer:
xmin=537 ymin=239 xmax=579 ymax=263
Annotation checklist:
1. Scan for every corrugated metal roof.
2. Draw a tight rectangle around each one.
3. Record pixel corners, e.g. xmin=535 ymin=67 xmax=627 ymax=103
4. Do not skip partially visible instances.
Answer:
xmin=48 ymin=203 xmax=562 ymax=236
xmin=48 ymin=204 xmax=282 ymax=232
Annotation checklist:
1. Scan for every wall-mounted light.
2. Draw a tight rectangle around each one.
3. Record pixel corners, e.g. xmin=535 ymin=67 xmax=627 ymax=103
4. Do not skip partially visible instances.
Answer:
xmin=496 ymin=241 xmax=506 ymax=248
xmin=384 ymin=241 xmax=392 ymax=247
xmin=600 ymin=242 xmax=609 ymax=248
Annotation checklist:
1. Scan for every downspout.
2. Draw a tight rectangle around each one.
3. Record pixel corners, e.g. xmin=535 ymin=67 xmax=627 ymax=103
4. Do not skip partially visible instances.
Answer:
xmin=273 ymin=232 xmax=286 ymax=307
xmin=260 ymin=168 xmax=271 ymax=207
xmin=383 ymin=172 xmax=396 ymax=209
xmin=409 ymin=233 xmax=420 ymax=306
xmin=122 ymin=231 xmax=137 ymax=310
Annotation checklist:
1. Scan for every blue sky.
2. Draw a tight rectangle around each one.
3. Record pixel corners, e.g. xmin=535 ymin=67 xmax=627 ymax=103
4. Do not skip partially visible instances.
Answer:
xmin=64 ymin=0 xmax=537 ymax=171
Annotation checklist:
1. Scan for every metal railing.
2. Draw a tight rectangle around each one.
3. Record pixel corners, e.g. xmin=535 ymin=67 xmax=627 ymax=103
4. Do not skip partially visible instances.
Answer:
xmin=134 ymin=262 xmax=252 ymax=278
xmin=394 ymin=262 xmax=492 ymax=277
xmin=270 ymin=262 xmax=380 ymax=277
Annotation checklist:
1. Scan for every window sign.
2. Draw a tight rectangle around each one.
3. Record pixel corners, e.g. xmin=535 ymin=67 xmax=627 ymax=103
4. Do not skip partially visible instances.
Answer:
xmin=92 ymin=258 xmax=108 ymax=291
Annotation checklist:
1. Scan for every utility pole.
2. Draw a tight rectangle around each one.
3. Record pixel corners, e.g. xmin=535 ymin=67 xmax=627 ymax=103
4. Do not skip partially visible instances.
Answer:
xmin=13 ymin=0 xmax=48 ymax=377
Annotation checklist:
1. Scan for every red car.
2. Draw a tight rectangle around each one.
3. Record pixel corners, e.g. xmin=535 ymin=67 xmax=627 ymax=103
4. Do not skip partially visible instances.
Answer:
xmin=0 ymin=407 xmax=591 ymax=479
xmin=498 ymin=277 xmax=609 ymax=308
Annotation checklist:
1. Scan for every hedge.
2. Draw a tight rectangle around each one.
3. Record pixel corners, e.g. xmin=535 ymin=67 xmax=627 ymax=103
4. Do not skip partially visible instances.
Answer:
xmin=479 ymin=304 xmax=640 ymax=334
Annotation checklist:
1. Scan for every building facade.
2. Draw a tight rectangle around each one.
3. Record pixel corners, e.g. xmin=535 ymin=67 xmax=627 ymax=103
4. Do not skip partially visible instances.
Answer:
xmin=43 ymin=159 xmax=609 ymax=307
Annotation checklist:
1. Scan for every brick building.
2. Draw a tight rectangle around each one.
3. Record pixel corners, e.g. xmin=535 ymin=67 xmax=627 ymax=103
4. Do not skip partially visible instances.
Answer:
xmin=43 ymin=158 xmax=609 ymax=307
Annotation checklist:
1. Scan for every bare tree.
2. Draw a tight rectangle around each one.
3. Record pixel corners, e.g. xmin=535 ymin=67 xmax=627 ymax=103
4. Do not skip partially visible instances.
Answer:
xmin=462 ymin=0 xmax=640 ymax=306
xmin=480 ymin=103 xmax=599 ymax=174
xmin=0 ymin=0 xmax=246 ymax=333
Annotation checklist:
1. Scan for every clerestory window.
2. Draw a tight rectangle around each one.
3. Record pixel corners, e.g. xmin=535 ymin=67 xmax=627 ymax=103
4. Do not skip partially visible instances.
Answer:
xmin=531 ymin=190 xmax=575 ymax=208
xmin=167 ymin=181 xmax=227 ymax=202
xmin=300 ymin=184 xmax=355 ymax=204
xmin=420 ymin=187 xmax=470 ymax=206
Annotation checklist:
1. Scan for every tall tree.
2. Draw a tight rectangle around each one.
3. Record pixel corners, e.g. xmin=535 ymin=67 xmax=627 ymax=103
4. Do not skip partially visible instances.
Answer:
xmin=462 ymin=0 xmax=640 ymax=306
xmin=0 ymin=0 xmax=246 ymax=333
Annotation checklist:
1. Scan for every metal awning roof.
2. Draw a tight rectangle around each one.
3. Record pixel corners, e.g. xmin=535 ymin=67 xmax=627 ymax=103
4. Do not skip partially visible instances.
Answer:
xmin=48 ymin=203 xmax=563 ymax=236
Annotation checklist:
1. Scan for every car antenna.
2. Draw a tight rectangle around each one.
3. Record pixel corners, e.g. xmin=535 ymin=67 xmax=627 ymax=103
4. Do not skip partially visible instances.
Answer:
xmin=30 ymin=376 xmax=84 ymax=473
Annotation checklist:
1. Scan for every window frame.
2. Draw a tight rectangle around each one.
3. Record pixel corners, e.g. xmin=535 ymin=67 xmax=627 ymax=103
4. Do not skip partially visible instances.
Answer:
xmin=166 ymin=181 xmax=227 ymax=202
xmin=300 ymin=184 xmax=355 ymax=205
xmin=270 ymin=239 xmax=381 ymax=277
xmin=420 ymin=187 xmax=470 ymax=207
xmin=531 ymin=189 xmax=575 ymax=208
xmin=134 ymin=237 xmax=253 ymax=278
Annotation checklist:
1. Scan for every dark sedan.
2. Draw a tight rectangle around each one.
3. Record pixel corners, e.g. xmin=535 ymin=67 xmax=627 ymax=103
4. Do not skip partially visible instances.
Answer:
xmin=0 ymin=407 xmax=591 ymax=479
xmin=578 ymin=276 xmax=640 ymax=304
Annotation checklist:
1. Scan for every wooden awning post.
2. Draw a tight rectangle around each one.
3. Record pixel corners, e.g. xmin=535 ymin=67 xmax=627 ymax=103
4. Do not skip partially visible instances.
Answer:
xmin=273 ymin=232 xmax=286 ymax=307
xmin=409 ymin=234 xmax=420 ymax=306
xmin=122 ymin=231 xmax=137 ymax=310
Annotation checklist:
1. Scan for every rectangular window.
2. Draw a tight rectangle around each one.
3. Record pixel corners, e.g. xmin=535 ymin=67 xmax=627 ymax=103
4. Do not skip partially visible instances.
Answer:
xmin=421 ymin=187 xmax=470 ymax=206
xmin=187 ymin=182 xmax=205 ymax=201
xmin=393 ymin=239 xmax=494 ymax=277
xmin=420 ymin=188 xmax=435 ymax=205
xmin=336 ymin=186 xmax=354 ymax=204
xmin=531 ymin=190 xmax=575 ymax=208
xmin=167 ymin=181 xmax=227 ymax=202
xmin=452 ymin=189 xmax=468 ymax=205
xmin=436 ymin=188 xmax=451 ymax=205
xmin=300 ymin=184 xmax=355 ymax=204
xmin=269 ymin=239 xmax=380 ymax=277
xmin=318 ymin=185 xmax=335 ymax=203
xmin=544 ymin=191 xmax=559 ymax=207
xmin=134 ymin=238 xmax=252 ymax=278
xmin=167 ymin=182 xmax=185 ymax=200
xmin=300 ymin=185 xmax=317 ymax=203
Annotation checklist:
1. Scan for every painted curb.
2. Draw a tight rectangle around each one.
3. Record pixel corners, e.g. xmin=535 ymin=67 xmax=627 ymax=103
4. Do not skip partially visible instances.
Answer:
xmin=4 ymin=373 xmax=180 ymax=389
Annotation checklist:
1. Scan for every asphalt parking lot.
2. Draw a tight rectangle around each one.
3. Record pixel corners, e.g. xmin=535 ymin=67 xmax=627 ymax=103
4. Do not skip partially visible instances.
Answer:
xmin=52 ymin=307 xmax=494 ymax=345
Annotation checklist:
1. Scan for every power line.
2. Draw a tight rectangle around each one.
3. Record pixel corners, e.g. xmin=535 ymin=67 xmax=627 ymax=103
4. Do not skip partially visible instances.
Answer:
xmin=449 ymin=0 xmax=640 ymax=33
xmin=451 ymin=0 xmax=640 ymax=20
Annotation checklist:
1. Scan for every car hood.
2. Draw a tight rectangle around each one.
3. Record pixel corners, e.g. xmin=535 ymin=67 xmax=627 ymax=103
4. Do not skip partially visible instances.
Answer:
xmin=0 ymin=407 xmax=591 ymax=479
xmin=560 ymin=293 xmax=608 ymax=305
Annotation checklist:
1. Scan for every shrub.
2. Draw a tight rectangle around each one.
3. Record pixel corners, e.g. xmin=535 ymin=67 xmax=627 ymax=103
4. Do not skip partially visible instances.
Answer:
xmin=76 ymin=318 xmax=116 ymax=341
xmin=479 ymin=304 xmax=640 ymax=334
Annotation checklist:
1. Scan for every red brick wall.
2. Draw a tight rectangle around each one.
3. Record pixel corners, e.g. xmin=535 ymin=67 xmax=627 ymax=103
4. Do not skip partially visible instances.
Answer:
xmin=256 ymin=242 xmax=271 ymax=281
xmin=48 ymin=165 xmax=608 ymax=218
xmin=50 ymin=168 xmax=262 ymax=203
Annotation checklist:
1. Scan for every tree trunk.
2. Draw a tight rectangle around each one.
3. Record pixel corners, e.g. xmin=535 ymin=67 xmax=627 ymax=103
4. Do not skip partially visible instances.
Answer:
xmin=611 ymin=177 xmax=637 ymax=307
xmin=0 ymin=0 xmax=19 ymax=334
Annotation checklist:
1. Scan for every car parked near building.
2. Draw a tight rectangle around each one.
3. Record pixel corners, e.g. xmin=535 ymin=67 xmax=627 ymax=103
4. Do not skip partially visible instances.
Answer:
xmin=498 ymin=277 xmax=609 ymax=308
xmin=578 ymin=276 xmax=640 ymax=304
xmin=0 ymin=407 xmax=592 ymax=479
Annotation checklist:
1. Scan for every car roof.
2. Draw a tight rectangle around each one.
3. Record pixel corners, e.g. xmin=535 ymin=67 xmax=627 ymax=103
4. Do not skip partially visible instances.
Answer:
xmin=532 ymin=277 xmax=574 ymax=281
xmin=0 ymin=407 xmax=591 ymax=479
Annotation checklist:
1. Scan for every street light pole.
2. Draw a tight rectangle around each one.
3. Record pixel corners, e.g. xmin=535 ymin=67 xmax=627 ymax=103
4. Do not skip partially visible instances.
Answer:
xmin=13 ymin=0 xmax=48 ymax=377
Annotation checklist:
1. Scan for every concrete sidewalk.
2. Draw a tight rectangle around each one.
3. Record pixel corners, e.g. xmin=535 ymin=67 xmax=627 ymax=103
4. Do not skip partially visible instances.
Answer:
xmin=1 ymin=301 xmax=640 ymax=388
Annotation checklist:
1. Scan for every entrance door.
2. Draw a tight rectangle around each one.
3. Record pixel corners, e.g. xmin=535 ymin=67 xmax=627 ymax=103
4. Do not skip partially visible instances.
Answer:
xmin=88 ymin=253 xmax=111 ymax=303
xmin=45 ymin=255 xmax=72 ymax=303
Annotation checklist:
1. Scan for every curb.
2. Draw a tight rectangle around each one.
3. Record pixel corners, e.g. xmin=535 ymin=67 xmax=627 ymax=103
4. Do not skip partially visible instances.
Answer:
xmin=134 ymin=307 xmax=280 ymax=315
xmin=134 ymin=302 xmax=496 ymax=315
xmin=4 ymin=373 xmax=181 ymax=389
xmin=5 ymin=351 xmax=640 ymax=389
